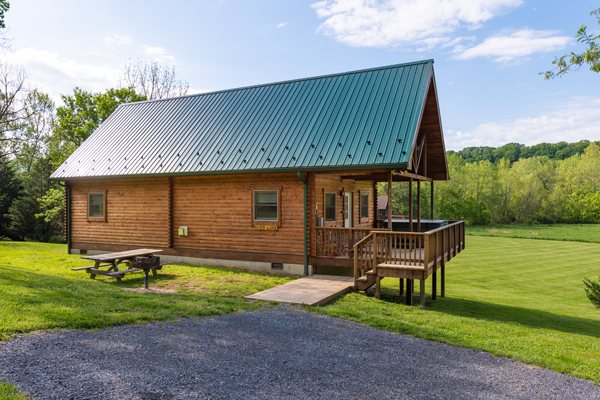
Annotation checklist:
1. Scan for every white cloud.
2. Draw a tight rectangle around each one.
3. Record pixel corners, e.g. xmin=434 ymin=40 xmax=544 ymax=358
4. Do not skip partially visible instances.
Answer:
xmin=141 ymin=45 xmax=177 ymax=64
xmin=311 ymin=0 xmax=522 ymax=48
xmin=453 ymin=29 xmax=570 ymax=62
xmin=446 ymin=97 xmax=600 ymax=150
xmin=103 ymin=34 xmax=132 ymax=48
xmin=10 ymin=47 xmax=120 ymax=100
xmin=277 ymin=22 xmax=288 ymax=28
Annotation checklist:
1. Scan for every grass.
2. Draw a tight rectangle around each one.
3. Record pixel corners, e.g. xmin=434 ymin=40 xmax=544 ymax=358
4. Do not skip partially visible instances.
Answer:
xmin=312 ymin=235 xmax=600 ymax=384
xmin=0 ymin=241 xmax=293 ymax=341
xmin=2 ymin=233 xmax=600 ymax=385
xmin=466 ymin=223 xmax=600 ymax=243
xmin=0 ymin=381 xmax=31 ymax=400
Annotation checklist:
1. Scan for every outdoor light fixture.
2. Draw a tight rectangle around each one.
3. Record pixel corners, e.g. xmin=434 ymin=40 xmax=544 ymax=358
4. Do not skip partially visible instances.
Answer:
xmin=340 ymin=188 xmax=345 ymax=196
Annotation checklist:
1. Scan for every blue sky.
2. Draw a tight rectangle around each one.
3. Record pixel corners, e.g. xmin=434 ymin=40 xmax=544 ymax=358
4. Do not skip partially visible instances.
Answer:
xmin=6 ymin=0 xmax=600 ymax=150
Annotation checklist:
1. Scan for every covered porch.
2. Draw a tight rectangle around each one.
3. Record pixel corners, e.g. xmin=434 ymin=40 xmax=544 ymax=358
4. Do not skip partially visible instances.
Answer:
xmin=310 ymin=168 xmax=465 ymax=308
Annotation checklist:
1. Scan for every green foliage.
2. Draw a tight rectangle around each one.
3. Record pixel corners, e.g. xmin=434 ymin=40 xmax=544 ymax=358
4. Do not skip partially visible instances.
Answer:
xmin=583 ymin=276 xmax=600 ymax=308
xmin=450 ymin=140 xmax=597 ymax=164
xmin=466 ymin=223 xmax=600 ymax=243
xmin=0 ymin=157 xmax=20 ymax=240
xmin=0 ymin=1 xmax=9 ymax=29
xmin=35 ymin=187 xmax=64 ymax=223
xmin=314 ymin=235 xmax=600 ymax=384
xmin=7 ymin=158 xmax=62 ymax=242
xmin=0 ymin=380 xmax=31 ymax=400
xmin=0 ymin=240 xmax=291 ymax=340
xmin=543 ymin=7 xmax=600 ymax=79
xmin=436 ymin=143 xmax=600 ymax=224
xmin=49 ymin=87 xmax=146 ymax=167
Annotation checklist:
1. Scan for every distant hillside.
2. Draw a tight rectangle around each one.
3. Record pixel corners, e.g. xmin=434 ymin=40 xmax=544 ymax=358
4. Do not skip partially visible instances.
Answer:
xmin=447 ymin=140 xmax=600 ymax=164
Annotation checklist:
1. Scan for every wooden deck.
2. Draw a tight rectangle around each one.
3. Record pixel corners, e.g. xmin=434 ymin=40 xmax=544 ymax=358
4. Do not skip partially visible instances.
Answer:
xmin=244 ymin=275 xmax=354 ymax=306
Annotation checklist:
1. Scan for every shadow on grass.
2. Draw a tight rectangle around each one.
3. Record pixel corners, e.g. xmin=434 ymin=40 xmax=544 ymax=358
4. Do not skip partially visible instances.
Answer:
xmin=360 ymin=287 xmax=600 ymax=339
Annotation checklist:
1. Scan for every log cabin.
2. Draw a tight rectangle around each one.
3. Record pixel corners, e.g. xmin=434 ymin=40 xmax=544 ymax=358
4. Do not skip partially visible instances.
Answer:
xmin=50 ymin=59 xmax=465 ymax=306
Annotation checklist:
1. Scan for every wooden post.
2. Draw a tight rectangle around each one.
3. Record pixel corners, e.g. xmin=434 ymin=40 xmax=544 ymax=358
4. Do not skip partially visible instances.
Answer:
xmin=376 ymin=276 xmax=381 ymax=299
xmin=168 ymin=177 xmax=173 ymax=248
xmin=420 ymin=279 xmax=426 ymax=309
xmin=408 ymin=178 xmax=413 ymax=233
xmin=388 ymin=171 xmax=393 ymax=231
xmin=430 ymin=181 xmax=434 ymax=220
xmin=441 ymin=261 xmax=445 ymax=298
xmin=406 ymin=279 xmax=413 ymax=306
xmin=417 ymin=180 xmax=421 ymax=232
xmin=432 ymin=271 xmax=437 ymax=300
xmin=399 ymin=278 xmax=404 ymax=295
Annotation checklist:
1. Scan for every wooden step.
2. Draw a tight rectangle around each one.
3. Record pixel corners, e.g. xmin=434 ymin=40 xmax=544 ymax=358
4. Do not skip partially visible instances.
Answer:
xmin=378 ymin=263 xmax=425 ymax=271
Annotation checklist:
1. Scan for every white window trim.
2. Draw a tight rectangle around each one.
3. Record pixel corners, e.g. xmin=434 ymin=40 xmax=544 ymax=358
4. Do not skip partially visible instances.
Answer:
xmin=88 ymin=191 xmax=106 ymax=221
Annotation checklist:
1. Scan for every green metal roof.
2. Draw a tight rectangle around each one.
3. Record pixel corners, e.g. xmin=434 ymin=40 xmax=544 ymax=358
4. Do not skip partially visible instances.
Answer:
xmin=50 ymin=59 xmax=435 ymax=180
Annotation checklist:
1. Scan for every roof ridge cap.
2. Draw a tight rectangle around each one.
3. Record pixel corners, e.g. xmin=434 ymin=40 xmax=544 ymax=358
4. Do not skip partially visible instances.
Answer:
xmin=121 ymin=59 xmax=434 ymax=107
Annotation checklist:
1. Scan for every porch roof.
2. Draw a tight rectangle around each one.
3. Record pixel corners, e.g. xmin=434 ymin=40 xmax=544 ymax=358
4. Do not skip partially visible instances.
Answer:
xmin=51 ymin=59 xmax=442 ymax=181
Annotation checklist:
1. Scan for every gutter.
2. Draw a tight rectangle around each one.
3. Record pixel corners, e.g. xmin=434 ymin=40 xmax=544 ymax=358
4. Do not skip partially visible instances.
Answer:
xmin=297 ymin=172 xmax=308 ymax=276
xmin=57 ymin=182 xmax=71 ymax=255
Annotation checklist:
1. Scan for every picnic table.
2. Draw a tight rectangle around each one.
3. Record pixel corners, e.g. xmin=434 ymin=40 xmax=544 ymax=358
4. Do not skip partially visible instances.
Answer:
xmin=71 ymin=249 xmax=166 ymax=283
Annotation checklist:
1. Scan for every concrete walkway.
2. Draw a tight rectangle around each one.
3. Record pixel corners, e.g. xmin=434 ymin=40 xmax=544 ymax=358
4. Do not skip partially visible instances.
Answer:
xmin=245 ymin=274 xmax=354 ymax=306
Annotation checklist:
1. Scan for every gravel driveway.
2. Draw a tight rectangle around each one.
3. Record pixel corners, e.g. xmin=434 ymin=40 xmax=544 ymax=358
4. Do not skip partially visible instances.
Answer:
xmin=1 ymin=308 xmax=599 ymax=400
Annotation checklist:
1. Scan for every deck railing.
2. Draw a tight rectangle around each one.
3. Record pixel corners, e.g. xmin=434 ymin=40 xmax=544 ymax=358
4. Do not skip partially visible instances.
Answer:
xmin=315 ymin=227 xmax=383 ymax=257
xmin=352 ymin=221 xmax=465 ymax=284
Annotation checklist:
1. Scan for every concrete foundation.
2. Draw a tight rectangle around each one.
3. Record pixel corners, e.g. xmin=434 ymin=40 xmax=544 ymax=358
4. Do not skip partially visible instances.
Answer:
xmin=71 ymin=249 xmax=312 ymax=276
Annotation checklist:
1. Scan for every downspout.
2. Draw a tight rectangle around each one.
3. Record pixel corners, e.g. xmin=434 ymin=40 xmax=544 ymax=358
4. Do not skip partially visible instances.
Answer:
xmin=297 ymin=172 xmax=308 ymax=276
xmin=57 ymin=182 xmax=71 ymax=255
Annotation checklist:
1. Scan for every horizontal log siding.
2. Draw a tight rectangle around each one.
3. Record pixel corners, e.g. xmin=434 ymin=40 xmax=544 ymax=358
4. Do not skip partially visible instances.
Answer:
xmin=70 ymin=177 xmax=170 ymax=247
xmin=315 ymin=174 xmax=376 ymax=229
xmin=172 ymin=173 xmax=304 ymax=256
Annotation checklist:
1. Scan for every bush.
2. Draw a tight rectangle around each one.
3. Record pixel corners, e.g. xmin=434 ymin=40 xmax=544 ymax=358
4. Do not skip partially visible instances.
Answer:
xmin=583 ymin=275 xmax=600 ymax=308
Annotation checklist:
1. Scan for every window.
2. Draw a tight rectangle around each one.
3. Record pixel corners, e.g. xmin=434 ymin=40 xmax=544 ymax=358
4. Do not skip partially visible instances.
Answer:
xmin=254 ymin=190 xmax=278 ymax=221
xmin=88 ymin=192 xmax=105 ymax=220
xmin=325 ymin=193 xmax=336 ymax=222
xmin=361 ymin=193 xmax=369 ymax=219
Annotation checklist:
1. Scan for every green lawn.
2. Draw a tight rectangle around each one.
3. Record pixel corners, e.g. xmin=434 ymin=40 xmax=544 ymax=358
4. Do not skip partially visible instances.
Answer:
xmin=313 ymin=235 xmax=600 ymax=384
xmin=466 ymin=223 xmax=600 ymax=243
xmin=2 ymin=235 xmax=600 ymax=386
xmin=0 ymin=241 xmax=292 ymax=341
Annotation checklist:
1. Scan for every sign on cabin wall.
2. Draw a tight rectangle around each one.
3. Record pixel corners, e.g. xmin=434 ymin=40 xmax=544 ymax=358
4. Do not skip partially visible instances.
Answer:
xmin=254 ymin=225 xmax=278 ymax=231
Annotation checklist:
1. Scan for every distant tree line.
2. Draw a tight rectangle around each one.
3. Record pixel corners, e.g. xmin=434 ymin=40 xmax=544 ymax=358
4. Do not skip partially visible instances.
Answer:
xmin=447 ymin=140 xmax=599 ymax=165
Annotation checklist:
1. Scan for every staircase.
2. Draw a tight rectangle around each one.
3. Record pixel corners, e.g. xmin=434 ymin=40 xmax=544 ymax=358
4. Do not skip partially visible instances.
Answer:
xmin=353 ymin=221 xmax=465 ymax=308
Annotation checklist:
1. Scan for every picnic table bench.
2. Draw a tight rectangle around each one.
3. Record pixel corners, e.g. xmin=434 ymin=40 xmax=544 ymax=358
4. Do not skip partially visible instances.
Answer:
xmin=72 ymin=249 xmax=168 ymax=284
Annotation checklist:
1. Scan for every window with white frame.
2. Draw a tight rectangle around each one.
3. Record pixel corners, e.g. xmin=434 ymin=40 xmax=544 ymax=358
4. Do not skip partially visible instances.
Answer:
xmin=361 ymin=193 xmax=369 ymax=219
xmin=325 ymin=193 xmax=336 ymax=222
xmin=254 ymin=190 xmax=278 ymax=221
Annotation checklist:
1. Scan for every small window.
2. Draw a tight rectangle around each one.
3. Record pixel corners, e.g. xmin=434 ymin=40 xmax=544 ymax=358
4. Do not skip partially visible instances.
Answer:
xmin=254 ymin=190 xmax=278 ymax=221
xmin=88 ymin=192 xmax=105 ymax=220
xmin=325 ymin=193 xmax=336 ymax=222
xmin=361 ymin=194 xmax=369 ymax=219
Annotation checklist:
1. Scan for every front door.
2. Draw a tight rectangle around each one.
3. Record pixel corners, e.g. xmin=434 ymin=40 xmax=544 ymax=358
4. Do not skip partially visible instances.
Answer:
xmin=344 ymin=192 xmax=352 ymax=228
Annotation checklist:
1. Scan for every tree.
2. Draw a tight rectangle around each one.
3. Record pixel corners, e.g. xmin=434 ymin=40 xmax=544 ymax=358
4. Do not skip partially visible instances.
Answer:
xmin=49 ymin=87 xmax=145 ymax=167
xmin=120 ymin=59 xmax=189 ymax=100
xmin=12 ymin=89 xmax=54 ymax=172
xmin=0 ymin=156 xmax=20 ymax=240
xmin=0 ymin=63 xmax=34 ymax=159
xmin=0 ymin=1 xmax=9 ymax=29
xmin=7 ymin=158 xmax=62 ymax=242
xmin=542 ymin=7 xmax=600 ymax=79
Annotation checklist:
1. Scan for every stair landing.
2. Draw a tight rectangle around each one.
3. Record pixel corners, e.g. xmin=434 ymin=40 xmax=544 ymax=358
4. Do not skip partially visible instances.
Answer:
xmin=245 ymin=275 xmax=354 ymax=306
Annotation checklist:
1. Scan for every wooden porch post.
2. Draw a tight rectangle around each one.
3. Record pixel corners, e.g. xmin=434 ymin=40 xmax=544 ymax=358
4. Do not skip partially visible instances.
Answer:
xmin=420 ymin=278 xmax=426 ymax=309
xmin=430 ymin=181 xmax=434 ymax=220
xmin=417 ymin=180 xmax=421 ymax=232
xmin=387 ymin=171 xmax=393 ymax=231
xmin=406 ymin=279 xmax=413 ymax=306
xmin=408 ymin=178 xmax=413 ymax=232
xmin=399 ymin=278 xmax=404 ymax=295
